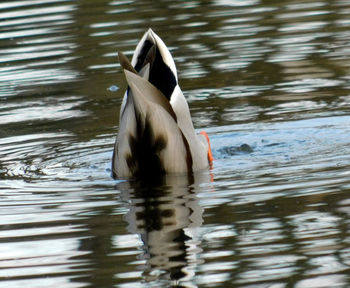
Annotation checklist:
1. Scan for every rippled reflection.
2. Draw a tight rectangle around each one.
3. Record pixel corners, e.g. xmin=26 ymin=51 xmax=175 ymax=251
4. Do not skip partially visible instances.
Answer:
xmin=118 ymin=174 xmax=209 ymax=286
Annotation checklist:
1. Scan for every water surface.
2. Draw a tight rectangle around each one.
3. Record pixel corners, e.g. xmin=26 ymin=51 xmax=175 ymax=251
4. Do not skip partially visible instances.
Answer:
xmin=1 ymin=0 xmax=350 ymax=287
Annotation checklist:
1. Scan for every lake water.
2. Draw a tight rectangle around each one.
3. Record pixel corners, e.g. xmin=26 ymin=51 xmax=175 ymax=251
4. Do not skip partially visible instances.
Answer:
xmin=1 ymin=0 xmax=350 ymax=287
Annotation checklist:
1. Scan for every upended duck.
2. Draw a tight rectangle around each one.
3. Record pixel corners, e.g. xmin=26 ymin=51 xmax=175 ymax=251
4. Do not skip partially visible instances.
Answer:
xmin=112 ymin=29 xmax=213 ymax=179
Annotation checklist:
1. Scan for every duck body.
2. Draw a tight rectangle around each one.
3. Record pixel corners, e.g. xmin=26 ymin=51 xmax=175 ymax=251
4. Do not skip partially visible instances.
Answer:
xmin=112 ymin=29 xmax=212 ymax=179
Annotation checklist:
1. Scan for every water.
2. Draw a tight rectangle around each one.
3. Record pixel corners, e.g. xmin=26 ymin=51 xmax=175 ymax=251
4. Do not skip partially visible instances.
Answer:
xmin=1 ymin=0 xmax=350 ymax=287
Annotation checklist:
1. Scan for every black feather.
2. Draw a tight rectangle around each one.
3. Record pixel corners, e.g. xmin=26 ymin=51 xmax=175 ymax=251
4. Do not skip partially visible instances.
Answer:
xmin=125 ymin=113 xmax=167 ymax=180
xmin=134 ymin=40 xmax=177 ymax=101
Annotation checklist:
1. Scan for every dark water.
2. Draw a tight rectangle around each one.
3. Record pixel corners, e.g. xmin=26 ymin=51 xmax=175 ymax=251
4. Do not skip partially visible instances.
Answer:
xmin=1 ymin=0 xmax=350 ymax=287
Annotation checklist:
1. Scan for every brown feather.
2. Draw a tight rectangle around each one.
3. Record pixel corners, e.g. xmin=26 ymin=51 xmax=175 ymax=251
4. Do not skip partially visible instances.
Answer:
xmin=123 ymin=70 xmax=178 ymax=122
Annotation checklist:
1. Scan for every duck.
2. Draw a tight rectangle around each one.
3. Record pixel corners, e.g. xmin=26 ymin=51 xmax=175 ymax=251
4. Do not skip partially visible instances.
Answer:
xmin=112 ymin=28 xmax=213 ymax=179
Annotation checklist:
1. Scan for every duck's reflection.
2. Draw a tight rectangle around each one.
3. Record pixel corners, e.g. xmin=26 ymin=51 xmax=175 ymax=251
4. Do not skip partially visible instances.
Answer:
xmin=118 ymin=173 xmax=209 ymax=284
